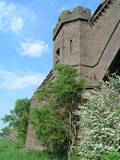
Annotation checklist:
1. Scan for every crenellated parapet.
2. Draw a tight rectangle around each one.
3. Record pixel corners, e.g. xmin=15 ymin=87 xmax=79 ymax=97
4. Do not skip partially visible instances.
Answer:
xmin=53 ymin=6 xmax=91 ymax=39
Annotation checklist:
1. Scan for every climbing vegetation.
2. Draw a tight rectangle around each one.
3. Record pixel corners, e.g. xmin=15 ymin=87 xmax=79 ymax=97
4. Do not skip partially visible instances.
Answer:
xmin=30 ymin=64 xmax=85 ymax=156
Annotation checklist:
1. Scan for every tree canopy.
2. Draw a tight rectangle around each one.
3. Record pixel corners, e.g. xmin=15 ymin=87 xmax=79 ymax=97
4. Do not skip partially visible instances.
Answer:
xmin=2 ymin=98 xmax=30 ymax=145
xmin=30 ymin=64 xmax=85 ymax=155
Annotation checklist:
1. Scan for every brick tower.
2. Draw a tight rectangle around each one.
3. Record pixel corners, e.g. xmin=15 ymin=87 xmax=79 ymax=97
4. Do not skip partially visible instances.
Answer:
xmin=53 ymin=7 xmax=91 ymax=72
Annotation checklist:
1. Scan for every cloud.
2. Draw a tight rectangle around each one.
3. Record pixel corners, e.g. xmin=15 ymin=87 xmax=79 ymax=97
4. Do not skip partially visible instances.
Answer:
xmin=20 ymin=39 xmax=49 ymax=58
xmin=0 ymin=1 xmax=34 ymax=33
xmin=0 ymin=69 xmax=45 ymax=90
xmin=10 ymin=16 xmax=24 ymax=33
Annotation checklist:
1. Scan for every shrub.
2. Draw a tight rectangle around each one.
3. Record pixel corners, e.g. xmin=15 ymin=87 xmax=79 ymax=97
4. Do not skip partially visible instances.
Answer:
xmin=76 ymin=76 xmax=120 ymax=160
xmin=30 ymin=107 xmax=68 ymax=154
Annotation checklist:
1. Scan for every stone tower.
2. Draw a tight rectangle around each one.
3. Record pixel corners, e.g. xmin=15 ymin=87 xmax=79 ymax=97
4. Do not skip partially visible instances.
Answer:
xmin=53 ymin=7 xmax=91 ymax=71
xmin=26 ymin=0 xmax=120 ymax=149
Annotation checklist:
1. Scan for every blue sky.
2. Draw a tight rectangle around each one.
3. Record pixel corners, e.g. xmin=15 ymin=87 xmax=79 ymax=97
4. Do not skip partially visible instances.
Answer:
xmin=0 ymin=0 xmax=102 ymax=129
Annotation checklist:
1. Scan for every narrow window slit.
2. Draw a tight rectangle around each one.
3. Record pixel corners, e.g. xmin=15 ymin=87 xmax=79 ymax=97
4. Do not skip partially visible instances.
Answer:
xmin=56 ymin=48 xmax=60 ymax=64
xmin=70 ymin=40 xmax=72 ymax=53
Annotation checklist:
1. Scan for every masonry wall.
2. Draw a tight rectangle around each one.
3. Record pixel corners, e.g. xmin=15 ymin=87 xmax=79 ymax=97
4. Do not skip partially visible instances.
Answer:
xmin=54 ymin=20 xmax=82 ymax=73
xmin=26 ymin=96 xmax=44 ymax=150
xmin=80 ymin=0 xmax=120 ymax=81
xmin=26 ymin=72 xmax=54 ymax=149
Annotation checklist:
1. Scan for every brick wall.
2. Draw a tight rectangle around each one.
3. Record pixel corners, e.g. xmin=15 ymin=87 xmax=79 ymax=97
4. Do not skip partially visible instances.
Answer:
xmin=80 ymin=0 xmax=120 ymax=81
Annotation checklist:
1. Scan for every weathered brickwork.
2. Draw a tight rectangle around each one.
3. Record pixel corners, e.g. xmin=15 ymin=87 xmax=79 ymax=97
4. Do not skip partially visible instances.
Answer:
xmin=26 ymin=0 xmax=120 ymax=149
xmin=80 ymin=0 xmax=120 ymax=81
xmin=26 ymin=96 xmax=39 ymax=149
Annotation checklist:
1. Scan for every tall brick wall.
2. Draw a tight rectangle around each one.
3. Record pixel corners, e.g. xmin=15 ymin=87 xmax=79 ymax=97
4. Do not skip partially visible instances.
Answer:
xmin=26 ymin=71 xmax=54 ymax=149
xmin=80 ymin=0 xmax=120 ymax=81
xmin=26 ymin=0 xmax=120 ymax=149
xmin=26 ymin=96 xmax=45 ymax=150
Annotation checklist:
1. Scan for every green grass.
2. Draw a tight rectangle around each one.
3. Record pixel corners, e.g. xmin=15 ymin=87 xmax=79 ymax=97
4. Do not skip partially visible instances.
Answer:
xmin=0 ymin=138 xmax=65 ymax=160
xmin=100 ymin=151 xmax=120 ymax=160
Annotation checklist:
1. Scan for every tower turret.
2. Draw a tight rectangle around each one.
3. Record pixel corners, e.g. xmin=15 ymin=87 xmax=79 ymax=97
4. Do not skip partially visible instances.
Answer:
xmin=53 ymin=6 xmax=91 ymax=70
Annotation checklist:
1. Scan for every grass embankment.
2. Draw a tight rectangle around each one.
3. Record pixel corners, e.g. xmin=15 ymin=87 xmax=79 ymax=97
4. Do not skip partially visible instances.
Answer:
xmin=0 ymin=138 xmax=64 ymax=160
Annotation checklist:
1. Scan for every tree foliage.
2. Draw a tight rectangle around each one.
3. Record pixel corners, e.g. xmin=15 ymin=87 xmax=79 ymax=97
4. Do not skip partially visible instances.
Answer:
xmin=2 ymin=98 xmax=30 ymax=145
xmin=30 ymin=64 xmax=85 ymax=155
xmin=76 ymin=76 xmax=120 ymax=160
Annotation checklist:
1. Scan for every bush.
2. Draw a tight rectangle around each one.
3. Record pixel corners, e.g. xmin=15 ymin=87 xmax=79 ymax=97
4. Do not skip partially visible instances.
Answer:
xmin=30 ymin=107 xmax=68 ymax=154
xmin=76 ymin=76 xmax=120 ymax=160
xmin=0 ymin=126 xmax=11 ymax=137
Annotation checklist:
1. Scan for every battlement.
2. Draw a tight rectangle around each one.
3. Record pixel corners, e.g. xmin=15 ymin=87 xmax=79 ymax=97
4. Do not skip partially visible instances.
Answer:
xmin=53 ymin=6 xmax=91 ymax=39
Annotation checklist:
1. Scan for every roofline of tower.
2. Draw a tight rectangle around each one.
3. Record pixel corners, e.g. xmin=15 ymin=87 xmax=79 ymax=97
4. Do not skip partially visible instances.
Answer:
xmin=53 ymin=6 xmax=91 ymax=40
xmin=53 ymin=18 xmax=88 ymax=41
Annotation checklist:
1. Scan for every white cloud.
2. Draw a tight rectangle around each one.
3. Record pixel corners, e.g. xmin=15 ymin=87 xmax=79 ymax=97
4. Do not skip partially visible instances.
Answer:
xmin=0 ymin=69 xmax=45 ymax=90
xmin=20 ymin=39 xmax=49 ymax=58
xmin=0 ymin=1 xmax=24 ymax=33
xmin=10 ymin=16 xmax=24 ymax=33
xmin=0 ymin=1 xmax=34 ymax=33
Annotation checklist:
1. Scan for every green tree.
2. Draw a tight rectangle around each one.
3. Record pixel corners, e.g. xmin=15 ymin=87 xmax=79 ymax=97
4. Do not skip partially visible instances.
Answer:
xmin=30 ymin=64 xmax=85 ymax=156
xmin=2 ymin=98 xmax=30 ymax=145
